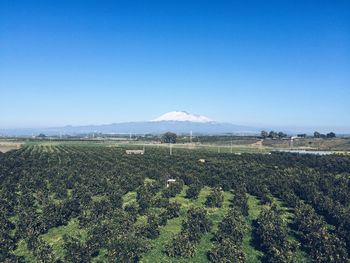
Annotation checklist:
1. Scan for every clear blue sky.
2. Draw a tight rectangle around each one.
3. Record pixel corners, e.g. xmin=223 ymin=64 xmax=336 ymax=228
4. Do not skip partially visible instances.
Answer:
xmin=0 ymin=0 xmax=349 ymax=129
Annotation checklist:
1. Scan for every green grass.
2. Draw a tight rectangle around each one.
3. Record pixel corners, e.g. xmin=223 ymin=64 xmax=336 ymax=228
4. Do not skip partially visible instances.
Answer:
xmin=272 ymin=198 xmax=312 ymax=263
xmin=243 ymin=194 xmax=265 ymax=263
xmin=14 ymin=219 xmax=87 ymax=262
xmin=242 ymin=195 xmax=311 ymax=263
xmin=13 ymin=239 xmax=36 ymax=262
xmin=42 ymin=218 xmax=87 ymax=260
xmin=13 ymin=185 xmax=311 ymax=263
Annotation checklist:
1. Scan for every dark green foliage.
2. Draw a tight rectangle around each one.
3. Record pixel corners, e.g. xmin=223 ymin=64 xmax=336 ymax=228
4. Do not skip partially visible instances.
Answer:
xmin=294 ymin=202 xmax=348 ymax=263
xmin=158 ymin=211 xmax=168 ymax=226
xmin=205 ymin=187 xmax=224 ymax=208
xmin=165 ymin=202 xmax=181 ymax=219
xmin=165 ymin=232 xmax=196 ymax=258
xmin=86 ymin=223 xmax=111 ymax=254
xmin=166 ymin=207 xmax=212 ymax=258
xmin=109 ymin=209 xmax=136 ymax=235
xmin=139 ymin=214 xmax=160 ymax=239
xmin=153 ymin=196 xmax=169 ymax=208
xmin=161 ymin=132 xmax=177 ymax=143
xmin=63 ymin=235 xmax=91 ymax=263
xmin=326 ymin=132 xmax=336 ymax=138
xmin=124 ymin=202 xmax=139 ymax=222
xmin=107 ymin=233 xmax=149 ymax=263
xmin=209 ymin=208 xmax=246 ymax=263
xmin=91 ymin=199 xmax=111 ymax=219
xmin=107 ymin=190 xmax=123 ymax=209
xmin=230 ymin=189 xmax=249 ymax=216
xmin=215 ymin=209 xmax=246 ymax=244
xmin=208 ymin=238 xmax=246 ymax=263
xmin=261 ymin=130 xmax=287 ymax=139
xmin=136 ymin=181 xmax=159 ymax=213
xmin=186 ymin=183 xmax=202 ymax=199
xmin=1 ymin=144 xmax=350 ymax=262
xmin=27 ymin=235 xmax=56 ymax=263
xmin=255 ymin=205 xmax=296 ymax=263
xmin=182 ymin=207 xmax=212 ymax=242
xmin=162 ymin=179 xmax=183 ymax=198
xmin=0 ymin=214 xmax=16 ymax=261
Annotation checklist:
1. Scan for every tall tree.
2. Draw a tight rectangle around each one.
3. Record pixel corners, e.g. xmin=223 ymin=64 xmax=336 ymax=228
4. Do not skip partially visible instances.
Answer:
xmin=161 ymin=132 xmax=177 ymax=143
xmin=261 ymin=130 xmax=268 ymax=139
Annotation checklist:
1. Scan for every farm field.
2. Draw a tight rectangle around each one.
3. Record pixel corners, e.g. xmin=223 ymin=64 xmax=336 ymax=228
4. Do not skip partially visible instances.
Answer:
xmin=1 ymin=143 xmax=350 ymax=262
xmin=0 ymin=141 xmax=22 ymax=153
xmin=3 ymin=135 xmax=350 ymax=156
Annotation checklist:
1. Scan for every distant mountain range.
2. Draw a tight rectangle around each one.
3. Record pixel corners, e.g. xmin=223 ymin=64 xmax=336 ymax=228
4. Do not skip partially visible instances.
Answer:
xmin=1 ymin=111 xmax=348 ymax=137
xmin=0 ymin=111 xmax=258 ymax=136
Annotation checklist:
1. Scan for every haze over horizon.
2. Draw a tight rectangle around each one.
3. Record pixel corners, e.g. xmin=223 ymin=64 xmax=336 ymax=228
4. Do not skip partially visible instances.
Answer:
xmin=1 ymin=0 xmax=349 ymax=130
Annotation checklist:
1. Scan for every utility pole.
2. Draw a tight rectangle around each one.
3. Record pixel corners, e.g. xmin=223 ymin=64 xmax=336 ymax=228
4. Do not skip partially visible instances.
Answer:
xmin=170 ymin=143 xmax=173 ymax=155
xmin=230 ymin=139 xmax=233 ymax=154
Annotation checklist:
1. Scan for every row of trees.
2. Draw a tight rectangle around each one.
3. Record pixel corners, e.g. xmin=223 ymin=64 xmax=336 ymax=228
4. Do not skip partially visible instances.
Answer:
xmin=1 ymin=143 xmax=350 ymax=261
xmin=314 ymin=131 xmax=336 ymax=138
xmin=208 ymin=209 xmax=246 ymax=262
xmin=255 ymin=205 xmax=296 ymax=263
xmin=205 ymin=187 xmax=224 ymax=208
xmin=294 ymin=202 xmax=348 ymax=263
xmin=261 ymin=130 xmax=337 ymax=139
xmin=165 ymin=208 xmax=212 ymax=258
xmin=260 ymin=130 xmax=287 ymax=139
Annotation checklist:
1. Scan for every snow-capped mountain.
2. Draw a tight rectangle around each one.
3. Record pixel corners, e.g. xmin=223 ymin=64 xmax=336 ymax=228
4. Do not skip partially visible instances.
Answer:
xmin=152 ymin=111 xmax=213 ymax=123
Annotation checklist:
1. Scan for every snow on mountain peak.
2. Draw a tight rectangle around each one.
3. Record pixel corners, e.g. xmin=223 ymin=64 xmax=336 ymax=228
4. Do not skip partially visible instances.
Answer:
xmin=152 ymin=111 xmax=213 ymax=123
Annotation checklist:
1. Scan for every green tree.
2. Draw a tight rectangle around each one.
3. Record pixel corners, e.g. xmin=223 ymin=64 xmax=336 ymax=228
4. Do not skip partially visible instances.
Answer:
xmin=314 ymin=131 xmax=321 ymax=138
xmin=183 ymin=207 xmax=212 ymax=242
xmin=268 ymin=131 xmax=278 ymax=139
xmin=166 ymin=202 xmax=181 ymax=219
xmin=186 ymin=183 xmax=201 ymax=199
xmin=230 ymin=190 xmax=249 ymax=216
xmin=261 ymin=130 xmax=268 ymax=139
xmin=205 ymin=188 xmax=224 ymax=208
xmin=161 ymin=132 xmax=177 ymax=143
xmin=107 ymin=233 xmax=149 ymax=263
xmin=63 ymin=235 xmax=91 ymax=263
xmin=278 ymin=131 xmax=287 ymax=138
xmin=256 ymin=206 xmax=296 ymax=263
xmin=326 ymin=132 xmax=336 ymax=138
xmin=165 ymin=232 xmax=196 ymax=258
xmin=208 ymin=238 xmax=246 ymax=263
xmin=139 ymin=214 xmax=160 ymax=239
xmin=215 ymin=209 xmax=246 ymax=244
xmin=136 ymin=182 xmax=158 ymax=214
xmin=162 ymin=179 xmax=183 ymax=198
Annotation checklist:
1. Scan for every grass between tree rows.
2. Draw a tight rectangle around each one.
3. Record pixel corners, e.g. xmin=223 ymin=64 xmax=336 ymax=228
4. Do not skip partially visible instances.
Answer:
xmin=14 ymin=184 xmax=310 ymax=263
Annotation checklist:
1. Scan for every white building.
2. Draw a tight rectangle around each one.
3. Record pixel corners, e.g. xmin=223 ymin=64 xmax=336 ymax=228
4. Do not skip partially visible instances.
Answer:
xmin=126 ymin=150 xmax=144 ymax=155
